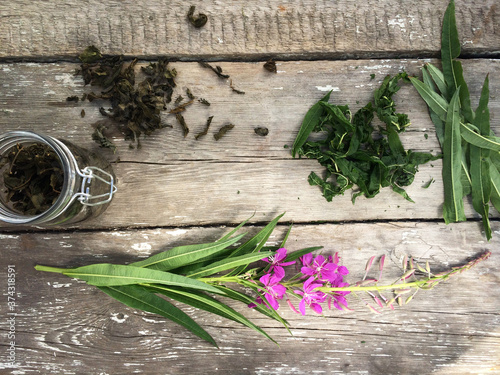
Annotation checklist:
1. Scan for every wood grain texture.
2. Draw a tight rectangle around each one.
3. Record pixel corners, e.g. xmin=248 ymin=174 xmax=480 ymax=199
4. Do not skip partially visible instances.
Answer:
xmin=0 ymin=222 xmax=498 ymax=374
xmin=0 ymin=0 xmax=499 ymax=60
xmin=0 ymin=59 xmax=498 ymax=229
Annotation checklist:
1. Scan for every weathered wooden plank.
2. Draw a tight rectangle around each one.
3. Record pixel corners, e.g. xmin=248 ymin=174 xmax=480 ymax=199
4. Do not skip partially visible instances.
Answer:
xmin=0 ymin=0 xmax=499 ymax=60
xmin=0 ymin=59 xmax=498 ymax=162
xmin=0 ymin=59 xmax=499 ymax=229
xmin=0 ymin=222 xmax=498 ymax=374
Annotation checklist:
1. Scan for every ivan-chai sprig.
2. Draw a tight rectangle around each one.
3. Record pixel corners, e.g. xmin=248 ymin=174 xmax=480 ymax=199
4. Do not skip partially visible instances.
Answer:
xmin=35 ymin=214 xmax=490 ymax=347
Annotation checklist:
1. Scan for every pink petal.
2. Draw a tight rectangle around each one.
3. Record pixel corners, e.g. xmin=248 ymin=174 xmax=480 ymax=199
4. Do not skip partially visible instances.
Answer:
xmin=287 ymin=299 xmax=300 ymax=314
xmin=299 ymin=299 xmax=307 ymax=316
xmin=275 ymin=248 xmax=288 ymax=262
xmin=310 ymin=303 xmax=323 ymax=314
xmin=272 ymin=266 xmax=285 ymax=281
xmin=301 ymin=253 xmax=313 ymax=266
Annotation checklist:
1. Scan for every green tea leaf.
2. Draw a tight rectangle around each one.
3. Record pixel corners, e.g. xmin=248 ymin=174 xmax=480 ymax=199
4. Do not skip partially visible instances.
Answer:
xmin=213 ymin=285 xmax=290 ymax=327
xmin=470 ymin=146 xmax=491 ymax=239
xmin=452 ymin=60 xmax=474 ymax=123
xmin=218 ymin=214 xmax=254 ymax=242
xmin=229 ymin=213 xmax=285 ymax=258
xmin=98 ymin=284 xmax=217 ymax=347
xmin=424 ymin=63 xmax=447 ymax=97
xmin=442 ymin=89 xmax=466 ymax=223
xmin=37 ymin=263 xmax=222 ymax=294
xmin=284 ymin=246 xmax=323 ymax=263
xmin=187 ymin=252 xmax=273 ymax=279
xmin=130 ymin=234 xmax=246 ymax=271
xmin=292 ymin=91 xmax=332 ymax=157
xmin=489 ymin=163 xmax=500 ymax=213
xmin=409 ymin=77 xmax=449 ymax=121
xmin=460 ymin=123 xmax=500 ymax=152
xmin=441 ymin=0 xmax=460 ymax=99
xmin=145 ymin=285 xmax=277 ymax=344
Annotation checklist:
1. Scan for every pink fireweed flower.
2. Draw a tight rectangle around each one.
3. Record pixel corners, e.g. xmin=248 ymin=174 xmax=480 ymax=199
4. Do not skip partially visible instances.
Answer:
xmin=327 ymin=281 xmax=350 ymax=310
xmin=263 ymin=248 xmax=295 ymax=279
xmin=294 ymin=276 xmax=327 ymax=315
xmin=301 ymin=254 xmax=339 ymax=283
xmin=258 ymin=273 xmax=286 ymax=310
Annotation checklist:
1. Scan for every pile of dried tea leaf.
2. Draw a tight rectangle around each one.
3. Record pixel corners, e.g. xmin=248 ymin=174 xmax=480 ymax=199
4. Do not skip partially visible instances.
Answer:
xmin=77 ymin=47 xmax=176 ymax=149
xmin=292 ymin=73 xmax=440 ymax=203
xmin=75 ymin=46 xmax=237 ymax=149
xmin=0 ymin=143 xmax=63 ymax=215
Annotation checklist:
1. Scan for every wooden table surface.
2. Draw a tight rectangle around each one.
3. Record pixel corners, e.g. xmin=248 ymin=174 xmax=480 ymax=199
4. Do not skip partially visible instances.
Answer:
xmin=1 ymin=1 xmax=499 ymax=374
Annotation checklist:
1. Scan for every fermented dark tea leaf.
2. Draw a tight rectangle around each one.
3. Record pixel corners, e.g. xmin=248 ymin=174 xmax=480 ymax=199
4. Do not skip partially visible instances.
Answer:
xmin=174 ymin=95 xmax=184 ymax=105
xmin=66 ymin=96 xmax=79 ymax=102
xmin=76 ymin=46 xmax=178 ymax=149
xmin=195 ymin=116 xmax=214 ymax=140
xmin=169 ymin=100 xmax=194 ymax=114
xmin=230 ymin=79 xmax=245 ymax=95
xmin=80 ymin=109 xmax=85 ymax=118
xmin=186 ymin=88 xmax=195 ymax=100
xmin=199 ymin=98 xmax=211 ymax=106
xmin=91 ymin=123 xmax=117 ymax=153
xmin=254 ymin=127 xmax=269 ymax=136
xmin=214 ymin=124 xmax=234 ymax=141
xmin=293 ymin=73 xmax=439 ymax=203
xmin=176 ymin=114 xmax=190 ymax=138
xmin=263 ymin=60 xmax=277 ymax=73
xmin=199 ymin=62 xmax=230 ymax=79
xmin=78 ymin=45 xmax=102 ymax=64
xmin=1 ymin=143 xmax=64 ymax=215
xmin=187 ymin=6 xmax=208 ymax=28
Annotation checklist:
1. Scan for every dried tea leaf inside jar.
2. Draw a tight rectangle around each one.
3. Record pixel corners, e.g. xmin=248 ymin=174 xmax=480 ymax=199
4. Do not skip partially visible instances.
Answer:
xmin=0 ymin=131 xmax=117 ymax=225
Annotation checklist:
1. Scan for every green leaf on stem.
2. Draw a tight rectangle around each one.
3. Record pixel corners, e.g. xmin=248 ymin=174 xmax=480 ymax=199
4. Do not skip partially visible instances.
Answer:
xmin=442 ymin=89 xmax=466 ymax=223
xmin=187 ymin=252 xmax=273 ymax=279
xmin=35 ymin=263 xmax=222 ymax=294
xmin=144 ymin=285 xmax=277 ymax=344
xmin=441 ymin=0 xmax=460 ymax=99
xmin=130 ymin=234 xmax=246 ymax=271
xmin=98 ymin=284 xmax=217 ymax=347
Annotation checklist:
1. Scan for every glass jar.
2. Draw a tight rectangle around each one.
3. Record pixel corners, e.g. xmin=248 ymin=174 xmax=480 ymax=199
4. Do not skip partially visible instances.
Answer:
xmin=0 ymin=131 xmax=117 ymax=225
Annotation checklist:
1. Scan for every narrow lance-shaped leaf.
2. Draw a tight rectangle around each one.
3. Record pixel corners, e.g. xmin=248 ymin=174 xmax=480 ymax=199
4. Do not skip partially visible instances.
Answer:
xmin=442 ymin=88 xmax=466 ymax=224
xmin=422 ymin=66 xmax=445 ymax=146
xmin=470 ymin=74 xmax=492 ymax=240
xmin=98 ymin=285 xmax=217 ymax=347
xmin=441 ymin=0 xmax=460 ymax=99
xmin=187 ymin=251 xmax=274 ymax=279
xmin=144 ymin=285 xmax=278 ymax=345
xmin=213 ymin=285 xmax=290 ymax=328
xmin=409 ymin=77 xmax=449 ymax=122
xmin=130 ymin=234 xmax=246 ymax=271
xmin=35 ymin=263 xmax=222 ymax=294
xmin=229 ymin=213 xmax=285 ymax=258
xmin=292 ymin=91 xmax=332 ymax=157
xmin=217 ymin=213 xmax=254 ymax=242
xmin=460 ymin=123 xmax=500 ymax=152
xmin=489 ymin=163 xmax=500 ymax=213
xmin=425 ymin=63 xmax=447 ymax=97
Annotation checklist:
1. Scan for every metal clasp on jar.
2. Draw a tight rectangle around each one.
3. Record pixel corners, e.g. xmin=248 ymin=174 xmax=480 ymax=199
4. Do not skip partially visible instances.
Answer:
xmin=75 ymin=166 xmax=117 ymax=206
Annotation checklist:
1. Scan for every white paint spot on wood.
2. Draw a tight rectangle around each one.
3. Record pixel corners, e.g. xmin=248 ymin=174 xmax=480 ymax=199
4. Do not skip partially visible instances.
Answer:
xmin=274 ymin=87 xmax=284 ymax=90
xmin=316 ymin=85 xmax=340 ymax=92
xmin=110 ymin=232 xmax=131 ymax=237
xmin=131 ymin=243 xmax=152 ymax=251
xmin=55 ymin=73 xmax=79 ymax=87
xmin=166 ymin=229 xmax=188 ymax=236
xmin=0 ymin=234 xmax=19 ymax=239
xmin=52 ymin=282 xmax=72 ymax=288
xmin=111 ymin=312 xmax=129 ymax=323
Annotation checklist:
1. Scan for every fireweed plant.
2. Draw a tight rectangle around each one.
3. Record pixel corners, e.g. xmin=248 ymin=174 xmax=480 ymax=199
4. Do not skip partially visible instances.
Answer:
xmin=36 ymin=214 xmax=490 ymax=347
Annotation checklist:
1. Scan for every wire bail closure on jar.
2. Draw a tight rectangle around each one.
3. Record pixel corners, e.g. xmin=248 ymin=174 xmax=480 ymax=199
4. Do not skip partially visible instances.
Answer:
xmin=75 ymin=166 xmax=117 ymax=206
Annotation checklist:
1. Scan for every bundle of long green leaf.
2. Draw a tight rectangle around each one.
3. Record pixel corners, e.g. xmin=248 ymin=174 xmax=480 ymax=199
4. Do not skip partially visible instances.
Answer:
xmin=35 ymin=214 xmax=319 ymax=347
xmin=409 ymin=0 xmax=500 ymax=240
xmin=292 ymin=74 xmax=439 ymax=203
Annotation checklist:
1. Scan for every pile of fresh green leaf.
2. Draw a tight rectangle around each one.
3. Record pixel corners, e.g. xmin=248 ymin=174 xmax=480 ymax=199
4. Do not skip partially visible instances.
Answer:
xmin=292 ymin=73 xmax=439 ymax=203
xmin=410 ymin=0 xmax=500 ymax=240
xmin=35 ymin=214 xmax=319 ymax=347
